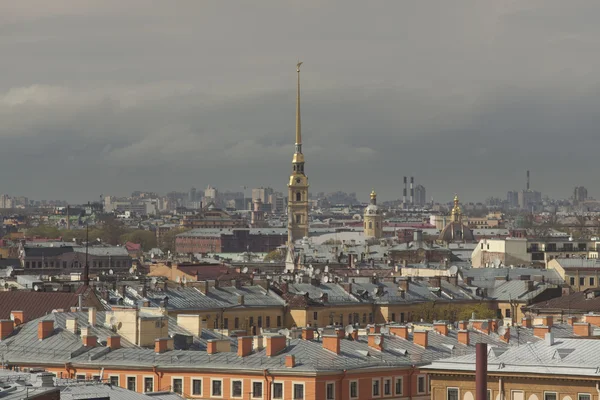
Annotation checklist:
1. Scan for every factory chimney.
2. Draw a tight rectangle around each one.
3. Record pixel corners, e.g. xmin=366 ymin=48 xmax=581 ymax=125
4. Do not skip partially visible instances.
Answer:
xmin=527 ymin=170 xmax=530 ymax=191
xmin=403 ymin=176 xmax=407 ymax=206
xmin=410 ymin=177 xmax=414 ymax=205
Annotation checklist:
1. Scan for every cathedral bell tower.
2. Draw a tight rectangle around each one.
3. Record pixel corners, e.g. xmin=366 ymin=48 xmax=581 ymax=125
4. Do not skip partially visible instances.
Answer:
xmin=287 ymin=61 xmax=310 ymax=245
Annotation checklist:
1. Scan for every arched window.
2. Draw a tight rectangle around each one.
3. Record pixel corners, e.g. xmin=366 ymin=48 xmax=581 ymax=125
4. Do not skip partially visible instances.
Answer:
xmin=296 ymin=192 xmax=302 ymax=201
xmin=368 ymin=222 xmax=373 ymax=229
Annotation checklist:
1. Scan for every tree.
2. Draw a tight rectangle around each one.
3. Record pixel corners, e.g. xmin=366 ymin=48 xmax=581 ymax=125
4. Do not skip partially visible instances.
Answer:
xmin=264 ymin=249 xmax=285 ymax=262
xmin=26 ymin=225 xmax=61 ymax=239
xmin=97 ymin=215 xmax=128 ymax=245
xmin=159 ymin=228 xmax=190 ymax=253
xmin=120 ymin=230 xmax=157 ymax=251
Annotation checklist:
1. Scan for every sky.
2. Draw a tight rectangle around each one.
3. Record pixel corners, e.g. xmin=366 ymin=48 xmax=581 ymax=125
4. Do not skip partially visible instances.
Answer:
xmin=2 ymin=1 xmax=600 ymax=204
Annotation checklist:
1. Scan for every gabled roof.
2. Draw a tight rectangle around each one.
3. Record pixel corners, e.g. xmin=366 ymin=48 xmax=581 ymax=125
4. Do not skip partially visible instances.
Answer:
xmin=0 ymin=291 xmax=81 ymax=322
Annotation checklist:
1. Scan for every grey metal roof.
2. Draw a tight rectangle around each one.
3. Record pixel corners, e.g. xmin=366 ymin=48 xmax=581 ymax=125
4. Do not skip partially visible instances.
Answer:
xmin=461 ymin=267 xmax=563 ymax=284
xmin=287 ymin=283 xmax=360 ymax=304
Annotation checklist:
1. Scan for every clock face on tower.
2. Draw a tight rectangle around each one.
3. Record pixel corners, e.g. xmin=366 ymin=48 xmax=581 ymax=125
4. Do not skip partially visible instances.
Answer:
xmin=296 ymin=178 xmax=301 ymax=183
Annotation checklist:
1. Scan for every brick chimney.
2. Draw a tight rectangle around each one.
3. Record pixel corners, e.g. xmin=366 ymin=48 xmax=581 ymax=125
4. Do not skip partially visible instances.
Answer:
xmin=10 ymin=311 xmax=24 ymax=326
xmin=368 ymin=334 xmax=384 ymax=351
xmin=38 ymin=320 xmax=54 ymax=340
xmin=522 ymin=317 xmax=532 ymax=328
xmin=585 ymin=313 xmax=600 ymax=326
xmin=322 ymin=335 xmax=340 ymax=355
xmin=371 ymin=324 xmax=381 ymax=334
xmin=107 ymin=335 xmax=121 ymax=350
xmin=238 ymin=336 xmax=253 ymax=357
xmin=83 ymin=335 xmax=97 ymax=347
xmin=88 ymin=307 xmax=97 ymax=327
xmin=398 ymin=278 xmax=410 ymax=292
xmin=567 ymin=316 xmax=577 ymax=326
xmin=0 ymin=320 xmax=14 ymax=340
xmin=573 ymin=322 xmax=591 ymax=337
xmin=66 ymin=317 xmax=78 ymax=334
xmin=207 ymin=340 xmax=218 ymax=354
xmin=457 ymin=330 xmax=470 ymax=346
xmin=472 ymin=320 xmax=490 ymax=335
xmin=458 ymin=320 xmax=468 ymax=330
xmin=490 ymin=320 xmax=498 ymax=333
xmin=266 ymin=335 xmax=287 ymax=357
xmin=154 ymin=337 xmax=173 ymax=353
xmin=433 ymin=322 xmax=449 ymax=336
xmin=390 ymin=325 xmax=409 ymax=339
xmin=533 ymin=325 xmax=551 ymax=339
xmin=285 ymin=355 xmax=295 ymax=368
xmin=302 ymin=327 xmax=315 ymax=340
xmin=197 ymin=281 xmax=209 ymax=295
xmin=540 ymin=315 xmax=553 ymax=327
xmin=413 ymin=330 xmax=428 ymax=348
xmin=335 ymin=327 xmax=345 ymax=339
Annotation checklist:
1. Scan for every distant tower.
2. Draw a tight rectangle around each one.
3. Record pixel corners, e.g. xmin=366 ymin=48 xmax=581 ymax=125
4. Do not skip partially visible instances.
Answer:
xmin=287 ymin=61 xmax=309 ymax=244
xmin=251 ymin=198 xmax=266 ymax=228
xmin=364 ymin=190 xmax=383 ymax=238
xmin=526 ymin=170 xmax=530 ymax=191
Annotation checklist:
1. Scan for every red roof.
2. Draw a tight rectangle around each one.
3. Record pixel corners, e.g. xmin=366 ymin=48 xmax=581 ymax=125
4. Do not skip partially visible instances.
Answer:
xmin=125 ymin=242 xmax=142 ymax=251
xmin=0 ymin=291 xmax=81 ymax=322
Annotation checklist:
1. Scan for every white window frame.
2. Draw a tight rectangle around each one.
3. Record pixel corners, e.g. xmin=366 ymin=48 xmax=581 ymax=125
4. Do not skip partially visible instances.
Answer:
xmin=511 ymin=390 xmax=524 ymax=400
xmin=447 ymin=387 xmax=460 ymax=400
xmin=383 ymin=377 xmax=392 ymax=396
xmin=171 ymin=376 xmax=184 ymax=396
xmin=143 ymin=376 xmax=154 ymax=393
xmin=349 ymin=380 xmax=359 ymax=399
xmin=394 ymin=377 xmax=403 ymax=396
xmin=488 ymin=389 xmax=492 ymax=400
xmin=325 ymin=381 xmax=335 ymax=400
xmin=544 ymin=392 xmax=558 ymax=400
xmin=109 ymin=375 xmax=120 ymax=387
xmin=417 ymin=375 xmax=427 ymax=394
xmin=372 ymin=378 xmax=381 ymax=398
xmin=251 ymin=380 xmax=264 ymax=399
xmin=75 ymin=374 xmax=86 ymax=381
xmin=230 ymin=379 xmax=243 ymax=399
xmin=292 ymin=382 xmax=305 ymax=400
xmin=272 ymin=381 xmax=284 ymax=400
xmin=190 ymin=377 xmax=203 ymax=397
xmin=578 ymin=394 xmax=592 ymax=400
xmin=126 ymin=375 xmax=137 ymax=392
xmin=210 ymin=378 xmax=224 ymax=398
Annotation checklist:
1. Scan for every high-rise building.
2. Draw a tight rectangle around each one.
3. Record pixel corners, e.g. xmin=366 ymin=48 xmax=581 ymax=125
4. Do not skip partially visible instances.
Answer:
xmin=506 ymin=191 xmax=519 ymax=208
xmin=189 ymin=187 xmax=197 ymax=203
xmin=287 ymin=61 xmax=309 ymax=244
xmin=574 ymin=186 xmax=588 ymax=205
xmin=204 ymin=185 xmax=218 ymax=203
xmin=414 ymin=185 xmax=426 ymax=207
xmin=252 ymin=187 xmax=274 ymax=203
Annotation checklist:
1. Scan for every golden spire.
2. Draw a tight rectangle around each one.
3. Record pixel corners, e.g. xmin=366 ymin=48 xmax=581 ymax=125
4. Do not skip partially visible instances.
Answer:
xmin=296 ymin=61 xmax=303 ymax=148
xmin=370 ymin=189 xmax=377 ymax=199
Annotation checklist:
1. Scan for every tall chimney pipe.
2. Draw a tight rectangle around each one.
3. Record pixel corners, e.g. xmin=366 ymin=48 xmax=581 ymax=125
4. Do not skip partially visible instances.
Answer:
xmin=410 ymin=177 xmax=414 ymax=205
xmin=403 ymin=176 xmax=407 ymax=206
xmin=527 ymin=170 xmax=530 ymax=191
xmin=476 ymin=343 xmax=488 ymax=400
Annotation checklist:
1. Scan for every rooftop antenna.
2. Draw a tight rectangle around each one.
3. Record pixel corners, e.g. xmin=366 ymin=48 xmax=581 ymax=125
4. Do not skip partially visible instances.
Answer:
xmin=83 ymin=222 xmax=90 ymax=286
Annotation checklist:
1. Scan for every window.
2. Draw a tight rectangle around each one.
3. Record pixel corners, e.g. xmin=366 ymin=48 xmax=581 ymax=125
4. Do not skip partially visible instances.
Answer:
xmin=326 ymin=382 xmax=335 ymax=400
xmin=92 ymin=375 xmax=100 ymax=382
xmin=127 ymin=377 xmax=136 ymax=391
xmin=391 ymin=313 xmax=396 ymax=322
xmin=578 ymin=394 xmax=591 ymax=400
xmin=400 ymin=312 xmax=405 ymax=322
xmin=488 ymin=390 xmax=492 ymax=400
xmin=369 ymin=313 xmax=373 ymax=323
xmin=235 ymin=317 xmax=239 ymax=329
xmin=192 ymin=379 xmax=202 ymax=395
xmin=144 ymin=377 xmax=153 ymax=392
xmin=296 ymin=214 xmax=302 ymax=223
xmin=232 ymin=380 xmax=242 ymax=397
xmin=350 ymin=381 xmax=359 ymax=399
xmin=273 ymin=382 xmax=284 ymax=399
xmin=62 ymin=261 xmax=67 ymax=268
xmin=296 ymin=192 xmax=302 ymax=201
xmin=109 ymin=376 xmax=119 ymax=386
xmin=223 ymin=318 xmax=228 ymax=329
xmin=395 ymin=377 xmax=403 ymax=395
xmin=277 ymin=316 xmax=281 ymax=327
xmin=293 ymin=383 xmax=304 ymax=400
xmin=505 ymin=308 xmax=511 ymax=318
xmin=362 ymin=313 xmax=367 ymax=324
xmin=591 ymin=277 xmax=595 ymax=286
xmin=570 ymin=277 xmax=575 ymax=285
xmin=447 ymin=388 xmax=459 ymax=400
xmin=417 ymin=376 xmax=426 ymax=393
xmin=544 ymin=392 xmax=557 ymax=400
xmin=383 ymin=378 xmax=391 ymax=395
xmin=372 ymin=379 xmax=380 ymax=396
xmin=580 ymin=277 xmax=585 ymax=286
xmin=252 ymin=381 xmax=263 ymax=398
xmin=173 ymin=378 xmax=183 ymax=394
xmin=266 ymin=316 xmax=270 ymax=327
xmin=313 ymin=312 xmax=318 ymax=320
xmin=212 ymin=380 xmax=223 ymax=397
xmin=249 ymin=317 xmax=254 ymax=327
xmin=76 ymin=374 xmax=86 ymax=381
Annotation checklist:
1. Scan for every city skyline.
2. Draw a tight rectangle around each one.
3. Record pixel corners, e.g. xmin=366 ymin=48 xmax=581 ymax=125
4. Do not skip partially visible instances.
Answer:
xmin=3 ymin=1 xmax=600 ymax=202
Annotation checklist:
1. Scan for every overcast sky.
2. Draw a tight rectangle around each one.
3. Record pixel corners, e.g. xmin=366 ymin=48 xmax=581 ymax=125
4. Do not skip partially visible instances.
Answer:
xmin=2 ymin=1 xmax=600 ymax=204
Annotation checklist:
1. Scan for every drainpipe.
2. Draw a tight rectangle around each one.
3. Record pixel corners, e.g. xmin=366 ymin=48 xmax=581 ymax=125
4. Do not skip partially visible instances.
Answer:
xmin=596 ymin=382 xmax=600 ymax=400
xmin=476 ymin=343 xmax=488 ymax=400
xmin=408 ymin=365 xmax=416 ymax=400
xmin=499 ymin=377 xmax=504 ymax=400
xmin=78 ymin=294 xmax=83 ymax=311
xmin=263 ymin=369 xmax=271 ymax=400
xmin=338 ymin=370 xmax=347 ymax=399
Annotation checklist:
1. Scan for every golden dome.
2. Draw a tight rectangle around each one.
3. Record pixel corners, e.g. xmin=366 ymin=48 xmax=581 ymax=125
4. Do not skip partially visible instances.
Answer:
xmin=370 ymin=189 xmax=377 ymax=199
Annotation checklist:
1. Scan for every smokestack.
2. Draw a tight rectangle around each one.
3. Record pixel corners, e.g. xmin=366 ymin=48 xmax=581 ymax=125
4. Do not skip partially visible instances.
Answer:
xmin=410 ymin=177 xmax=414 ymax=205
xmin=476 ymin=343 xmax=487 ymax=400
xmin=403 ymin=176 xmax=407 ymax=205
xmin=527 ymin=170 xmax=530 ymax=191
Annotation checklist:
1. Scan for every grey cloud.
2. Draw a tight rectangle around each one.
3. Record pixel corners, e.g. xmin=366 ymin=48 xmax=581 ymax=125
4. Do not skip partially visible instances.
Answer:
xmin=2 ymin=0 xmax=600 ymax=202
